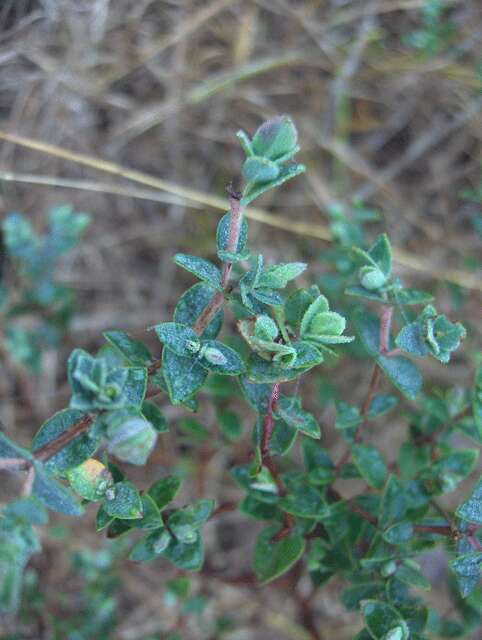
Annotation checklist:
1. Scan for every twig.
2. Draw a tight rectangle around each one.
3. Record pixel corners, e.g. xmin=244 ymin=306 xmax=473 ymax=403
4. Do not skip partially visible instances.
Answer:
xmin=261 ymin=383 xmax=281 ymax=460
xmin=379 ymin=305 xmax=393 ymax=354
xmin=34 ymin=414 xmax=95 ymax=462
xmin=21 ymin=465 xmax=35 ymax=497
xmin=194 ymin=187 xmax=243 ymax=335
xmin=336 ymin=363 xmax=381 ymax=471
xmin=259 ymin=383 xmax=295 ymax=541
xmin=0 ymin=458 xmax=30 ymax=470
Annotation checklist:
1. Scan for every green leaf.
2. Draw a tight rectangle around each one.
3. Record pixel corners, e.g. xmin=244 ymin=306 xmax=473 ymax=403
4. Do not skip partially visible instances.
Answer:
xmin=142 ymin=401 xmax=168 ymax=433
xmin=122 ymin=367 xmax=148 ymax=409
xmin=352 ymin=444 xmax=387 ymax=489
xmin=103 ymin=481 xmax=143 ymax=519
xmin=379 ymin=476 xmax=406 ymax=528
xmin=275 ymin=396 xmax=321 ymax=439
xmin=300 ymin=295 xmax=329 ymax=336
xmin=335 ymin=401 xmax=361 ymax=430
xmin=257 ymin=262 xmax=306 ymax=289
xmin=382 ymin=522 xmax=413 ymax=545
xmin=456 ymin=477 xmax=482 ymax=524
xmin=148 ymin=475 xmax=183 ymax=511
xmin=174 ymin=282 xmax=223 ymax=339
xmin=0 ymin=546 xmax=24 ymax=615
xmin=0 ymin=431 xmax=32 ymax=461
xmin=239 ymin=377 xmax=272 ymax=412
xmin=395 ymin=323 xmax=429 ymax=357
xmin=178 ymin=418 xmax=210 ymax=442
xmin=129 ymin=494 xmax=164 ymax=530
xmin=392 ymin=289 xmax=434 ymax=306
xmin=103 ymin=330 xmax=151 ymax=366
xmin=197 ymin=340 xmax=245 ymax=375
xmin=241 ymin=163 xmax=305 ymax=207
xmin=218 ymin=410 xmax=243 ymax=441
xmin=129 ymin=528 xmax=172 ymax=562
xmin=67 ymin=459 xmax=113 ymax=501
xmin=280 ymin=483 xmax=328 ymax=519
xmin=96 ymin=504 xmax=114 ymax=531
xmin=367 ymin=233 xmax=392 ymax=277
xmin=247 ymin=353 xmax=300 ymax=384
xmin=255 ymin=315 xmax=279 ymax=341
xmin=361 ymin=600 xmax=409 ymax=640
xmin=368 ymin=395 xmax=399 ymax=419
xmin=396 ymin=559 xmax=431 ymax=591
xmin=341 ymin=582 xmax=384 ymax=611
xmin=32 ymin=464 xmax=84 ymax=516
xmin=430 ymin=449 xmax=479 ymax=493
xmin=254 ymin=525 xmax=306 ymax=583
xmin=240 ymin=495 xmax=279 ymax=521
xmin=302 ymin=439 xmax=336 ymax=485
xmin=32 ymin=409 xmax=99 ymax=474
xmin=4 ymin=497 xmax=48 ymax=526
xmin=451 ymin=552 xmax=482 ymax=598
xmin=216 ymin=211 xmax=249 ymax=258
xmin=162 ymin=533 xmax=204 ymax=571
xmin=284 ymin=287 xmax=319 ymax=327
xmin=251 ymin=115 xmax=298 ymax=161
xmin=154 ymin=322 xmax=200 ymax=357
xmin=162 ymin=348 xmax=208 ymax=405
xmin=290 ymin=341 xmax=324 ymax=369
xmin=269 ymin=418 xmax=297 ymax=456
xmin=168 ymin=500 xmax=215 ymax=544
xmin=173 ymin=254 xmax=222 ymax=290
xmin=243 ymin=156 xmax=279 ymax=183
xmin=5 ymin=326 xmax=41 ymax=372
xmin=354 ymin=311 xmax=422 ymax=400
xmin=345 ymin=286 xmax=387 ymax=303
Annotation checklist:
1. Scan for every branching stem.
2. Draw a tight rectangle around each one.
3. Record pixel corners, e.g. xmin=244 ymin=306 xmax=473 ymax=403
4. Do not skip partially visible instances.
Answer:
xmin=194 ymin=187 xmax=243 ymax=335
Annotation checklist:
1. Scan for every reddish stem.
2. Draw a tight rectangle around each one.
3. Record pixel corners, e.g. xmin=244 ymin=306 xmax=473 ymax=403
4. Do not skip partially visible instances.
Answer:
xmin=194 ymin=188 xmax=243 ymax=335
xmin=336 ymin=363 xmax=381 ymax=471
xmin=261 ymin=383 xmax=280 ymax=460
xmin=379 ymin=305 xmax=393 ymax=353
xmin=34 ymin=414 xmax=95 ymax=462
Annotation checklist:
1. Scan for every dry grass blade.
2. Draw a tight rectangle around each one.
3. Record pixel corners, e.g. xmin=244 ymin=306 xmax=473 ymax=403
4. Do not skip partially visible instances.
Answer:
xmin=0 ymin=129 xmax=480 ymax=292
xmin=98 ymin=0 xmax=236 ymax=90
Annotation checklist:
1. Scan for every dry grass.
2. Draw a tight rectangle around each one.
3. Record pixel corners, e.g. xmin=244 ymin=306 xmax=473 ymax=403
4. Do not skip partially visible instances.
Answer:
xmin=0 ymin=1 xmax=481 ymax=638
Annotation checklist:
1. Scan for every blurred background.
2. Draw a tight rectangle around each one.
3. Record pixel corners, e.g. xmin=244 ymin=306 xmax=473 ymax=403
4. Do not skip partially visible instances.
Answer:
xmin=0 ymin=1 xmax=481 ymax=638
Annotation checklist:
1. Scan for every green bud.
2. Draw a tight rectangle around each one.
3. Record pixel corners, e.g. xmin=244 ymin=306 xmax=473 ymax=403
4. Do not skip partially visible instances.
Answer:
xmin=381 ymin=560 xmax=397 ymax=577
xmin=251 ymin=115 xmax=298 ymax=161
xmin=107 ymin=414 xmax=158 ymax=466
xmin=359 ymin=265 xmax=388 ymax=290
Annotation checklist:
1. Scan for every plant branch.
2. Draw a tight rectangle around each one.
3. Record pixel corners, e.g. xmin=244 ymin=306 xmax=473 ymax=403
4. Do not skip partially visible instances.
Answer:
xmin=379 ymin=305 xmax=393 ymax=353
xmin=336 ymin=363 xmax=381 ymax=471
xmin=34 ymin=414 xmax=95 ymax=462
xmin=193 ymin=186 xmax=243 ymax=335
xmin=259 ymin=383 xmax=295 ymax=541
xmin=261 ymin=383 xmax=280 ymax=460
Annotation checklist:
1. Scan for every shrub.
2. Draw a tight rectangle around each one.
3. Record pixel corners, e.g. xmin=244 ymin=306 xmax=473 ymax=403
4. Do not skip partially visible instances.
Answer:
xmin=0 ymin=116 xmax=480 ymax=638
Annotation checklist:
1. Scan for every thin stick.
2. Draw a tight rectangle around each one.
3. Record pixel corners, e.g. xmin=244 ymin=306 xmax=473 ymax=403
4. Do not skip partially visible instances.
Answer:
xmin=0 ymin=130 xmax=480 ymax=291
xmin=34 ymin=415 xmax=94 ymax=462
xmin=21 ymin=466 xmax=36 ymax=497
